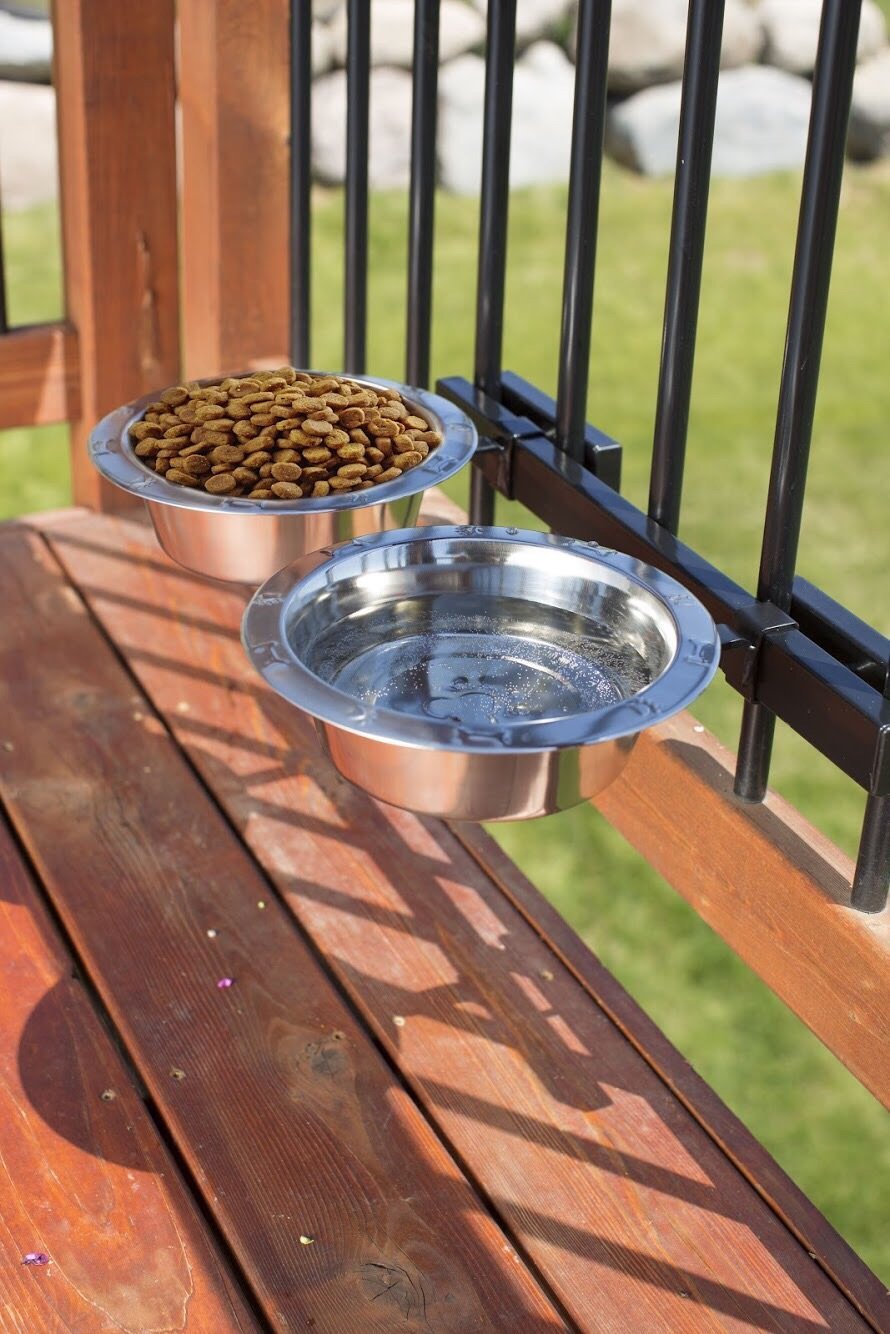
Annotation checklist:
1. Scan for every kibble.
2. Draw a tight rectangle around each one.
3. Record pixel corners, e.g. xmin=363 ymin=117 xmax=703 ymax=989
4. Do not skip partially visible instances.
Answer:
xmin=205 ymin=473 xmax=237 ymax=494
xmin=129 ymin=369 xmax=440 ymax=499
xmin=270 ymin=462 xmax=302 ymax=482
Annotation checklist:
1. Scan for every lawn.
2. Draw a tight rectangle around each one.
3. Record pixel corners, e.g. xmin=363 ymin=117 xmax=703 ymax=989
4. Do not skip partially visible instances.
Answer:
xmin=2 ymin=158 xmax=888 ymax=1277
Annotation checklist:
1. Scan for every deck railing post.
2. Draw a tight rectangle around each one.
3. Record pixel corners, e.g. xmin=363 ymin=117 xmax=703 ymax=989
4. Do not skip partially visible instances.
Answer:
xmin=179 ymin=0 xmax=290 ymax=379
xmin=54 ymin=0 xmax=180 ymax=510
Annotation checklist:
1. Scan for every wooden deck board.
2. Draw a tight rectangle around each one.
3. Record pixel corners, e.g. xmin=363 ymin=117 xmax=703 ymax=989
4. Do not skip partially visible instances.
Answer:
xmin=0 ymin=811 xmax=255 ymax=1331
xmin=37 ymin=509 xmax=882 ymax=1334
xmin=0 ymin=523 xmax=564 ymax=1331
xmin=451 ymin=822 xmax=890 ymax=1331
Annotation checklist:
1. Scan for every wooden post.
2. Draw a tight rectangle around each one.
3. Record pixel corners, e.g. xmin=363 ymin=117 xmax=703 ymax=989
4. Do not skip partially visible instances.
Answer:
xmin=178 ymin=0 xmax=291 ymax=380
xmin=54 ymin=0 xmax=180 ymax=511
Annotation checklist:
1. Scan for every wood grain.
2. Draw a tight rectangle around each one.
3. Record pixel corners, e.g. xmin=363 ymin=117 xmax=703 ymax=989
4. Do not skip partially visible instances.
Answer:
xmin=53 ymin=0 xmax=180 ymax=509
xmin=589 ymin=712 xmax=890 ymax=1108
xmin=0 ymin=324 xmax=79 ymax=430
xmin=47 ymin=510 xmax=878 ymax=1334
xmin=178 ymin=0 xmax=290 ymax=379
xmin=451 ymin=822 xmax=890 ymax=1333
xmin=417 ymin=486 xmax=888 ymax=1325
xmin=422 ymin=491 xmax=889 ymax=1106
xmin=0 ymin=522 xmax=563 ymax=1331
xmin=0 ymin=812 xmax=254 ymax=1331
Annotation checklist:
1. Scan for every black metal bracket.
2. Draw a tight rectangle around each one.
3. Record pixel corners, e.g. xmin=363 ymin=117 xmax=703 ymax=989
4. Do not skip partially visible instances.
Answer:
xmin=498 ymin=372 xmax=623 ymax=491
xmin=871 ymin=717 xmax=890 ymax=797
xmin=474 ymin=437 xmax=515 ymax=499
xmin=437 ymin=376 xmax=541 ymax=501
xmin=720 ymin=603 xmax=798 ymax=702
xmin=435 ymin=375 xmax=889 ymax=814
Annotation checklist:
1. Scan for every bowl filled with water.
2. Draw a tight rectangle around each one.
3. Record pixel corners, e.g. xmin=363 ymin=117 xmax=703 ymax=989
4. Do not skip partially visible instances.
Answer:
xmin=242 ymin=526 xmax=720 ymax=820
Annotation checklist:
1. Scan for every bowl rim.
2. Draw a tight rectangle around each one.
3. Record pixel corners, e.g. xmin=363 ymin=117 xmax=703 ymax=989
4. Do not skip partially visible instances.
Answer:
xmin=87 ymin=370 xmax=477 ymax=516
xmin=241 ymin=525 xmax=721 ymax=755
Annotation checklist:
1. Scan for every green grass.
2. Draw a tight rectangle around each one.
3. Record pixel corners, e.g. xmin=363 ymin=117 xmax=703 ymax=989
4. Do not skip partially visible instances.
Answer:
xmin=3 ymin=161 xmax=888 ymax=1276
xmin=0 ymin=203 xmax=69 ymax=519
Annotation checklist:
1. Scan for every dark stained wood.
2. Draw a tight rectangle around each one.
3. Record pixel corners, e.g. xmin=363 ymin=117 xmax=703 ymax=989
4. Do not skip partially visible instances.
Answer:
xmin=45 ymin=510 xmax=880 ymax=1334
xmin=0 ymin=813 xmax=255 ymax=1330
xmin=53 ymin=0 xmax=180 ymax=510
xmin=0 ymin=524 xmax=564 ymax=1331
xmin=178 ymin=0 xmax=290 ymax=379
xmin=589 ymin=711 xmax=890 ymax=1109
xmin=0 ymin=324 xmax=79 ymax=430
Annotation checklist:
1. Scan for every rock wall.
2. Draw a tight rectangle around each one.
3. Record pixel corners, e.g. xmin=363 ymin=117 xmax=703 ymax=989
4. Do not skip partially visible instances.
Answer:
xmin=308 ymin=0 xmax=890 ymax=186
xmin=1 ymin=0 xmax=888 ymax=213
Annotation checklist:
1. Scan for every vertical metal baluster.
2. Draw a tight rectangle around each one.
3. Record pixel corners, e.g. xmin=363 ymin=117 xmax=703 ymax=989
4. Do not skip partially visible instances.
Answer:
xmin=290 ymin=0 xmax=312 ymax=366
xmin=852 ymin=652 xmax=890 ymax=911
xmin=648 ymin=0 xmax=724 ymax=531
xmin=344 ymin=0 xmax=370 ymax=374
xmin=735 ymin=0 xmax=861 ymax=802
xmin=853 ymin=799 xmax=890 ymax=913
xmin=471 ymin=0 xmax=516 ymax=524
xmin=555 ymin=0 xmax=611 ymax=464
xmin=406 ymin=0 xmax=440 ymax=389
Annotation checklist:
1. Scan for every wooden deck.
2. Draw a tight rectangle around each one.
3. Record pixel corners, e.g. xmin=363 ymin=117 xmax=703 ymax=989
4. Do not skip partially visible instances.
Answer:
xmin=0 ymin=508 xmax=884 ymax=1332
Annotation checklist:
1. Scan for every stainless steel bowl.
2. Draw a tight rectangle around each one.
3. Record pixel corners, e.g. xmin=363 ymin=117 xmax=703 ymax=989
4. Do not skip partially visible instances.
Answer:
xmin=87 ymin=373 xmax=477 ymax=584
xmin=242 ymin=526 xmax=720 ymax=821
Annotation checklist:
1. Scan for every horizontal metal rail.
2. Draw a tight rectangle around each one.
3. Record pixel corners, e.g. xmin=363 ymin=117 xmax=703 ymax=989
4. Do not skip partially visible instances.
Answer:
xmin=439 ymin=374 xmax=890 ymax=912
xmin=289 ymin=0 xmax=888 ymax=911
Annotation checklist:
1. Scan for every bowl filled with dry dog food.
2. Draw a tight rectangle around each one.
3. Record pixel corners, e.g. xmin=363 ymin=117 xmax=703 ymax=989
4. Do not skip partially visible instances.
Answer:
xmin=88 ymin=368 xmax=477 ymax=583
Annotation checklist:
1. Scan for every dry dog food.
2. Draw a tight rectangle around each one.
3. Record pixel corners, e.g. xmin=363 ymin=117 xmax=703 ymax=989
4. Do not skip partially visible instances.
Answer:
xmin=129 ymin=369 xmax=442 ymax=499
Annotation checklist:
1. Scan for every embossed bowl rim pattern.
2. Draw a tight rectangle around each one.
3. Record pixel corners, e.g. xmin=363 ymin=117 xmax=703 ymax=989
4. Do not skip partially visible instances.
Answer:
xmin=242 ymin=526 xmax=720 ymax=756
xmin=88 ymin=372 xmax=477 ymax=516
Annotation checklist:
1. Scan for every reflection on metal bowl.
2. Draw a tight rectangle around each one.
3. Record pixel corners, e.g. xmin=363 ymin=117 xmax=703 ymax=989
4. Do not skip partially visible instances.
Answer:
xmin=242 ymin=526 xmax=720 ymax=821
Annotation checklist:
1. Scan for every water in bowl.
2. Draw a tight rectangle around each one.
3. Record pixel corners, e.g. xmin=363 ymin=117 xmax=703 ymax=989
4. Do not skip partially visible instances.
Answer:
xmin=307 ymin=594 xmax=655 ymax=731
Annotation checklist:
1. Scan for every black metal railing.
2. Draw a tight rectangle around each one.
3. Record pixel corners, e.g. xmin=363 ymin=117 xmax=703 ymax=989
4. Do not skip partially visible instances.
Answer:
xmin=289 ymin=0 xmax=889 ymax=912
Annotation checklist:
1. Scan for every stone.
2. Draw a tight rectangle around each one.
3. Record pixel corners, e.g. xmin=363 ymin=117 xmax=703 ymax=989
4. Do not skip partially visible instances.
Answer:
xmin=439 ymin=42 xmax=575 ymax=195
xmin=606 ymin=65 xmax=813 ymax=178
xmin=722 ymin=1 xmax=766 ymax=68
xmin=848 ymin=49 xmax=890 ymax=160
xmin=312 ymin=19 xmax=334 ymax=76
xmin=0 ymin=9 xmax=51 ymax=83
xmin=328 ymin=0 xmax=485 ymax=69
xmin=312 ymin=66 xmax=413 ymax=188
xmin=0 ymin=80 xmax=57 ymax=209
xmin=758 ymin=0 xmax=887 ymax=76
xmin=590 ymin=0 xmax=762 ymax=95
xmin=469 ymin=0 xmax=576 ymax=48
